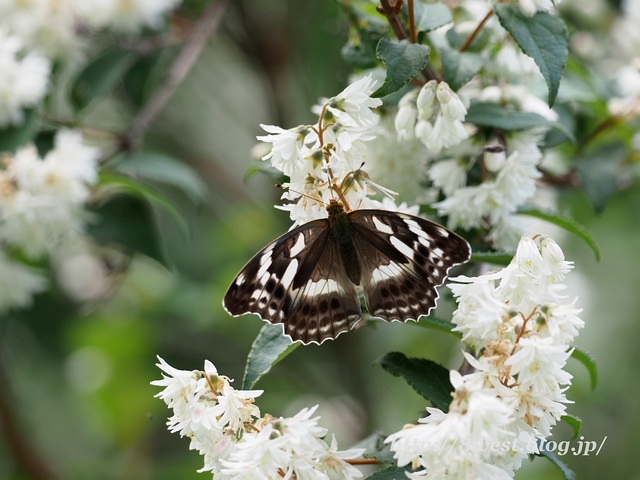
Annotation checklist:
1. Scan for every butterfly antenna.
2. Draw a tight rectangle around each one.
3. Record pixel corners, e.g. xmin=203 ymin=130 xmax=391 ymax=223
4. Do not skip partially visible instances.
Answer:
xmin=275 ymin=184 xmax=328 ymax=206
xmin=334 ymin=161 xmax=366 ymax=209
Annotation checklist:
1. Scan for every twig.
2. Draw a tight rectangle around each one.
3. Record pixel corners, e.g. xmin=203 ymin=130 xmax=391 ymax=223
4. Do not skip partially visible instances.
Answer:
xmin=0 ymin=358 xmax=58 ymax=480
xmin=346 ymin=458 xmax=379 ymax=465
xmin=377 ymin=0 xmax=437 ymax=81
xmin=460 ymin=9 xmax=493 ymax=52
xmin=408 ymin=0 xmax=417 ymax=43
xmin=124 ymin=0 xmax=228 ymax=151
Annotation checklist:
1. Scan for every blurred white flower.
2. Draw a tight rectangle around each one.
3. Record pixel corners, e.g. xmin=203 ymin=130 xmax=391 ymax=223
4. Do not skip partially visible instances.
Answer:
xmin=427 ymin=158 xmax=467 ymax=196
xmin=0 ymin=129 xmax=99 ymax=258
xmin=0 ymin=250 xmax=47 ymax=312
xmin=74 ymin=0 xmax=180 ymax=31
xmin=0 ymin=28 xmax=50 ymax=127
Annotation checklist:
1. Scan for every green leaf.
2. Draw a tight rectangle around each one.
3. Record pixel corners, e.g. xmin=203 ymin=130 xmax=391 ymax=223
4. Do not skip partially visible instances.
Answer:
xmin=123 ymin=47 xmax=179 ymax=108
xmin=353 ymin=432 xmax=395 ymax=465
xmin=441 ymin=49 xmax=485 ymax=91
xmin=413 ymin=316 xmax=461 ymax=339
xmin=570 ymin=346 xmax=598 ymax=391
xmin=242 ymin=323 xmax=299 ymax=390
xmin=0 ymin=109 xmax=39 ymax=154
xmin=366 ymin=466 xmax=412 ymax=480
xmin=88 ymin=195 xmax=168 ymax=267
xmin=342 ymin=3 xmax=388 ymax=69
xmin=71 ymin=48 xmax=138 ymax=111
xmin=375 ymin=352 xmax=453 ymax=411
xmin=494 ymin=5 xmax=568 ymax=106
xmin=561 ymin=414 xmax=582 ymax=439
xmin=413 ymin=2 xmax=453 ymax=33
xmin=469 ymin=251 xmax=514 ymax=266
xmin=372 ymin=39 xmax=430 ymax=98
xmin=465 ymin=102 xmax=551 ymax=131
xmin=574 ymin=142 xmax=627 ymax=213
xmin=116 ymin=152 xmax=208 ymax=205
xmin=536 ymin=448 xmax=576 ymax=480
xmin=517 ymin=206 xmax=601 ymax=261
xmin=99 ymin=171 xmax=190 ymax=238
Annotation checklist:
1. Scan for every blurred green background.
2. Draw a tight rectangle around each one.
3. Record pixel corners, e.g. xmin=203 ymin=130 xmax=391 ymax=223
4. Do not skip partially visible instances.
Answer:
xmin=1 ymin=0 xmax=639 ymax=479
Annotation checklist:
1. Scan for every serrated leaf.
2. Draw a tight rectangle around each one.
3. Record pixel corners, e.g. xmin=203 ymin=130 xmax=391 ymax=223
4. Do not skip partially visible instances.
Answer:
xmin=71 ymin=48 xmax=138 ymax=111
xmin=372 ymin=39 xmax=430 ymax=98
xmin=536 ymin=448 xmax=576 ymax=480
xmin=561 ymin=414 xmax=582 ymax=439
xmin=518 ymin=206 xmax=601 ymax=261
xmin=375 ymin=352 xmax=452 ymax=411
xmin=469 ymin=251 xmax=514 ymax=266
xmin=574 ymin=142 xmax=627 ymax=213
xmin=116 ymin=152 xmax=208 ymax=205
xmin=441 ymin=49 xmax=485 ymax=90
xmin=242 ymin=323 xmax=299 ymax=390
xmin=570 ymin=346 xmax=598 ymax=391
xmin=465 ymin=102 xmax=551 ymax=130
xmin=0 ymin=109 xmax=39 ymax=154
xmin=494 ymin=5 xmax=568 ymax=106
xmin=413 ymin=2 xmax=453 ymax=33
xmin=88 ymin=195 xmax=168 ymax=267
xmin=413 ymin=316 xmax=461 ymax=339
xmin=99 ymin=171 xmax=190 ymax=238
xmin=366 ymin=466 xmax=412 ymax=480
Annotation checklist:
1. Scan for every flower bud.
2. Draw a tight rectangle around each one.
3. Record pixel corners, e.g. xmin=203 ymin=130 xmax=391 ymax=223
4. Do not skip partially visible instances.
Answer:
xmin=484 ymin=145 xmax=507 ymax=172
xmin=395 ymin=104 xmax=417 ymax=141
xmin=417 ymin=80 xmax=437 ymax=119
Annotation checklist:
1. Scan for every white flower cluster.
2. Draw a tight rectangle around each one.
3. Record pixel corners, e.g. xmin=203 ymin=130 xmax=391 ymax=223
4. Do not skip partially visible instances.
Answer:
xmin=429 ymin=130 xmax=545 ymax=251
xmin=152 ymin=356 xmax=365 ymax=480
xmin=0 ymin=0 xmax=182 ymax=126
xmin=0 ymin=129 xmax=99 ymax=258
xmin=518 ymin=0 xmax=560 ymax=17
xmin=0 ymin=28 xmax=50 ymax=128
xmin=258 ymin=75 xmax=419 ymax=227
xmin=395 ymin=81 xmax=469 ymax=153
xmin=386 ymin=234 xmax=583 ymax=478
xmin=0 ymin=129 xmax=99 ymax=311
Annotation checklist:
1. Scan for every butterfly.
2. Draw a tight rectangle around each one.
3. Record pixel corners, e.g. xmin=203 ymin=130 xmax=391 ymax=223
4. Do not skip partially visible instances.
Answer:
xmin=223 ymin=199 xmax=471 ymax=345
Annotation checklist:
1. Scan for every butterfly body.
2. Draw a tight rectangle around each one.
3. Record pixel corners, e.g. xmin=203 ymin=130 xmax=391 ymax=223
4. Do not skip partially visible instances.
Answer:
xmin=223 ymin=199 xmax=471 ymax=344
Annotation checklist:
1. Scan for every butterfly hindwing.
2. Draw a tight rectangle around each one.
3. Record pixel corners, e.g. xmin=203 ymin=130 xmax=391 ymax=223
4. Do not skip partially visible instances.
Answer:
xmin=348 ymin=210 xmax=471 ymax=322
xmin=223 ymin=219 xmax=361 ymax=344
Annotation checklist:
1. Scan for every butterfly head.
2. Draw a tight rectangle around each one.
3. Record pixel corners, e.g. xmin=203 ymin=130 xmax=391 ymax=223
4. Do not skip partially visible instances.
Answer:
xmin=326 ymin=198 xmax=346 ymax=216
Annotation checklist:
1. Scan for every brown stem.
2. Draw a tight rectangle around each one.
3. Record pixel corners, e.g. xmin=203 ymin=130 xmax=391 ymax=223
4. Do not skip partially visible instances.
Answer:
xmin=347 ymin=458 xmax=379 ymax=465
xmin=460 ymin=9 xmax=493 ymax=52
xmin=0 ymin=358 xmax=58 ymax=480
xmin=123 ymin=0 xmax=228 ymax=151
xmin=378 ymin=0 xmax=437 ymax=81
xmin=408 ymin=0 xmax=417 ymax=43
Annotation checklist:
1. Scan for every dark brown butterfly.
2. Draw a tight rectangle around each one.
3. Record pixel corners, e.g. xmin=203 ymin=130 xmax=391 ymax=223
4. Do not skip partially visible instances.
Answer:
xmin=223 ymin=199 xmax=471 ymax=344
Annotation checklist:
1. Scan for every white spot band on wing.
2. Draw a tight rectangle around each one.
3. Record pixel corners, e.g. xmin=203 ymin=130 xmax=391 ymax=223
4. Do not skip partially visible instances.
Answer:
xmin=372 ymin=216 xmax=394 ymax=234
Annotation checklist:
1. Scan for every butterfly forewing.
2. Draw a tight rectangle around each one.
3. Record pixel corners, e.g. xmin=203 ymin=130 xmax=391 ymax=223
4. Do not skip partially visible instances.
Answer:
xmin=223 ymin=218 xmax=361 ymax=344
xmin=348 ymin=210 xmax=471 ymax=322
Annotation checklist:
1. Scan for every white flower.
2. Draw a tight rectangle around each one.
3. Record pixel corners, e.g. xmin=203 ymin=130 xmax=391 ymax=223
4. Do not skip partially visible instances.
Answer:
xmin=327 ymin=74 xmax=382 ymax=127
xmin=316 ymin=435 xmax=364 ymax=480
xmin=427 ymin=158 xmax=467 ymax=196
xmin=488 ymin=42 xmax=540 ymax=80
xmin=424 ymin=114 xmax=468 ymax=152
xmin=519 ymin=0 xmax=558 ymax=16
xmin=436 ymin=82 xmax=467 ymax=121
xmin=395 ymin=104 xmax=417 ymax=141
xmin=0 ymin=28 xmax=50 ymax=127
xmin=416 ymin=80 xmax=437 ymax=119
xmin=257 ymin=125 xmax=309 ymax=176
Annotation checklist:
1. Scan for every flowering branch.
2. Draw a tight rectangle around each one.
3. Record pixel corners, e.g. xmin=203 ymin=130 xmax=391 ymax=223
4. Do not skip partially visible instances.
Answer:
xmin=124 ymin=0 xmax=228 ymax=151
